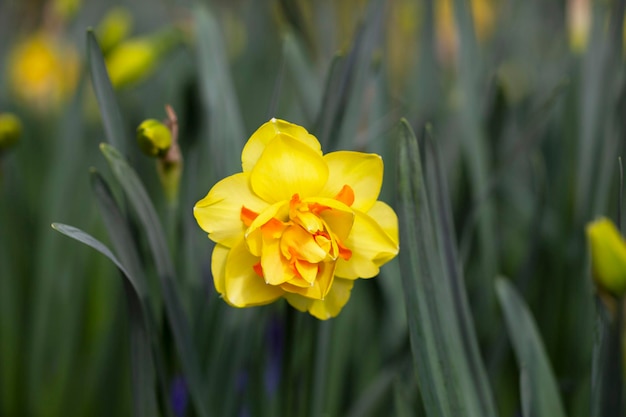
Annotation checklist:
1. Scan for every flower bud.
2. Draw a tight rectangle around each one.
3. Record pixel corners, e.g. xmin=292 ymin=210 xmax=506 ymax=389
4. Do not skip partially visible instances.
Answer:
xmin=586 ymin=217 xmax=626 ymax=297
xmin=105 ymin=29 xmax=181 ymax=89
xmin=136 ymin=119 xmax=172 ymax=157
xmin=97 ymin=7 xmax=133 ymax=54
xmin=0 ymin=113 xmax=22 ymax=151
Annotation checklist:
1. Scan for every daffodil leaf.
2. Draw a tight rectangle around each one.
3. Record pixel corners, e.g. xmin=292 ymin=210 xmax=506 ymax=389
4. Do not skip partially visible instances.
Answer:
xmin=51 ymin=223 xmax=158 ymax=417
xmin=193 ymin=3 xmax=245 ymax=177
xmin=396 ymin=119 xmax=497 ymax=417
xmin=344 ymin=367 xmax=397 ymax=417
xmin=495 ymin=278 xmax=567 ymax=417
xmin=99 ymin=143 xmax=210 ymax=417
xmin=576 ymin=0 xmax=625 ymax=219
xmin=449 ymin=0 xmax=498 ymax=339
xmin=89 ymin=170 xmax=146 ymax=296
xmin=86 ymin=29 xmax=126 ymax=154
xmin=314 ymin=0 xmax=385 ymax=151
xmin=592 ymin=300 xmax=625 ymax=417
xmin=283 ymin=32 xmax=321 ymax=124
xmin=90 ymin=169 xmax=177 ymax=417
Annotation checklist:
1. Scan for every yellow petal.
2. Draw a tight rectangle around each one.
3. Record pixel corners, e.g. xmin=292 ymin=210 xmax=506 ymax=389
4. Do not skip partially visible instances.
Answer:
xmin=320 ymin=151 xmax=383 ymax=212
xmin=194 ymin=173 xmax=268 ymax=248
xmin=335 ymin=209 xmax=399 ymax=279
xmin=261 ymin=238 xmax=295 ymax=286
xmin=281 ymin=261 xmax=335 ymax=300
xmin=281 ymin=225 xmax=328 ymax=263
xmin=586 ymin=217 xmax=626 ymax=296
xmin=366 ymin=201 xmax=399 ymax=246
xmin=245 ymin=201 xmax=290 ymax=256
xmin=285 ymin=278 xmax=354 ymax=320
xmin=242 ymin=118 xmax=322 ymax=172
xmin=306 ymin=197 xmax=355 ymax=242
xmin=211 ymin=243 xmax=229 ymax=296
xmin=223 ymin=240 xmax=284 ymax=307
xmin=250 ymin=134 xmax=329 ymax=202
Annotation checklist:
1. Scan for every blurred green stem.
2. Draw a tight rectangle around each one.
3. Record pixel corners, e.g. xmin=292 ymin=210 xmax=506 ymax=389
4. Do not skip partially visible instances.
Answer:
xmin=310 ymin=320 xmax=331 ymax=417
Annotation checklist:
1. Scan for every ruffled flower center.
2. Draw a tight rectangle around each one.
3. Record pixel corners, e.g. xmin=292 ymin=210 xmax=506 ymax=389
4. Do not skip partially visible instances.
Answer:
xmin=239 ymin=185 xmax=355 ymax=299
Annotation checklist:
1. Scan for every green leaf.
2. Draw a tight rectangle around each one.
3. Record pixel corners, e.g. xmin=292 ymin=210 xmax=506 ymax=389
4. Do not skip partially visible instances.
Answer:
xmin=313 ymin=0 xmax=386 ymax=151
xmin=591 ymin=300 xmax=625 ymax=417
xmin=90 ymin=169 xmax=178 ymax=417
xmin=495 ymin=278 xmax=567 ymax=417
xmin=51 ymin=223 xmax=158 ymax=417
xmin=99 ymin=143 xmax=209 ymax=417
xmin=90 ymin=170 xmax=146 ymax=296
xmin=193 ymin=3 xmax=245 ymax=177
xmin=396 ymin=119 xmax=497 ymax=417
xmin=87 ymin=29 xmax=126 ymax=154
xmin=451 ymin=0 xmax=498 ymax=340
xmin=282 ymin=32 xmax=321 ymax=124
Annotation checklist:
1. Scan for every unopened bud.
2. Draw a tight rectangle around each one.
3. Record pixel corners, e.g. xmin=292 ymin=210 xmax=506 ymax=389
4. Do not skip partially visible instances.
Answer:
xmin=97 ymin=7 xmax=133 ymax=55
xmin=137 ymin=119 xmax=172 ymax=157
xmin=586 ymin=217 xmax=626 ymax=297
xmin=105 ymin=28 xmax=181 ymax=89
xmin=0 ymin=113 xmax=22 ymax=151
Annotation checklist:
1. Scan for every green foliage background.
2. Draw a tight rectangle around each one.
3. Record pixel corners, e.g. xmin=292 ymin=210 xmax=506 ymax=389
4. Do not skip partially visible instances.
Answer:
xmin=1 ymin=0 xmax=624 ymax=416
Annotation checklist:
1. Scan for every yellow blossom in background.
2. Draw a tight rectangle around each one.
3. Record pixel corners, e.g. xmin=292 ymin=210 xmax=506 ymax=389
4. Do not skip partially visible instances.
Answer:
xmin=8 ymin=32 xmax=79 ymax=112
xmin=105 ymin=29 xmax=181 ymax=89
xmin=97 ymin=7 xmax=133 ymax=54
xmin=52 ymin=0 xmax=82 ymax=21
xmin=586 ymin=217 xmax=626 ymax=297
xmin=194 ymin=119 xmax=399 ymax=320
xmin=436 ymin=0 xmax=497 ymax=63
xmin=567 ymin=0 xmax=591 ymax=53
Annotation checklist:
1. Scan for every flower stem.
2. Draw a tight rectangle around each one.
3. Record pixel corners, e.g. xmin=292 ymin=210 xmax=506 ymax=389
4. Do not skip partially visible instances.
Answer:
xmin=309 ymin=319 xmax=331 ymax=417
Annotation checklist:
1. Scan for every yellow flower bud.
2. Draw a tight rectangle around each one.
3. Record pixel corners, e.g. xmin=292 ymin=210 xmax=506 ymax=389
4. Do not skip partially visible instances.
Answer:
xmin=97 ymin=7 xmax=133 ymax=54
xmin=105 ymin=29 xmax=181 ymax=89
xmin=136 ymin=119 xmax=172 ymax=157
xmin=586 ymin=217 xmax=626 ymax=297
xmin=0 ymin=113 xmax=22 ymax=151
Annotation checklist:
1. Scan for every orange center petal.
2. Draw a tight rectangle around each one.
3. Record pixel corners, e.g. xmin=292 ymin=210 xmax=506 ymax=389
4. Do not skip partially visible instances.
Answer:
xmin=241 ymin=192 xmax=355 ymax=299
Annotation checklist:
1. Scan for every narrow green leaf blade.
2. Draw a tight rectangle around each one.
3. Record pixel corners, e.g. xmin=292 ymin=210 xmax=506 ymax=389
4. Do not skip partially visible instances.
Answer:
xmin=193 ymin=3 xmax=245 ymax=177
xmin=86 ymin=29 xmax=126 ymax=154
xmin=495 ymin=278 xmax=567 ymax=417
xmin=90 ymin=170 xmax=145 ymax=296
xmin=396 ymin=119 xmax=497 ymax=417
xmin=51 ymin=223 xmax=158 ymax=417
xmin=99 ymin=143 xmax=209 ymax=417
xmin=282 ymin=32 xmax=321 ymax=124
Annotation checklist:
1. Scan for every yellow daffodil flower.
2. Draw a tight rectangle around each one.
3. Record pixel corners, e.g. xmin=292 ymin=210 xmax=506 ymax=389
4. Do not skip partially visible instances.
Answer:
xmin=8 ymin=32 xmax=79 ymax=112
xmin=194 ymin=119 xmax=399 ymax=319
xmin=586 ymin=217 xmax=626 ymax=297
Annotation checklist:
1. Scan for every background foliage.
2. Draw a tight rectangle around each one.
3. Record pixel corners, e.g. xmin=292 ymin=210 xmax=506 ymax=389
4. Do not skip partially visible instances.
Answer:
xmin=1 ymin=0 xmax=624 ymax=416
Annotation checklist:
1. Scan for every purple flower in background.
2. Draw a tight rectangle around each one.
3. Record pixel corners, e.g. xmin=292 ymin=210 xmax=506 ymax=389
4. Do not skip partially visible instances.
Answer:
xmin=264 ymin=314 xmax=284 ymax=396
xmin=170 ymin=375 xmax=188 ymax=417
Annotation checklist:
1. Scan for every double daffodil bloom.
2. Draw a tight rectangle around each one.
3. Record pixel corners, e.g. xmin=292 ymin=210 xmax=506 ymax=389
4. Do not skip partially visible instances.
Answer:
xmin=194 ymin=119 xmax=399 ymax=319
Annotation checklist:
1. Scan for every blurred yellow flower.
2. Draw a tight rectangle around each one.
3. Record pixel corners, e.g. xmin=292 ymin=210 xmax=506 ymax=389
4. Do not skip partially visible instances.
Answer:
xmin=586 ymin=217 xmax=626 ymax=297
xmin=97 ymin=7 xmax=133 ymax=54
xmin=194 ymin=119 xmax=399 ymax=319
xmin=436 ymin=0 xmax=497 ymax=63
xmin=105 ymin=29 xmax=181 ymax=89
xmin=567 ymin=0 xmax=591 ymax=53
xmin=8 ymin=32 xmax=79 ymax=112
